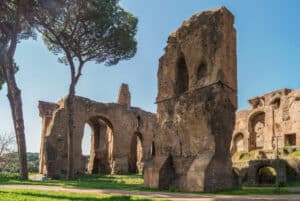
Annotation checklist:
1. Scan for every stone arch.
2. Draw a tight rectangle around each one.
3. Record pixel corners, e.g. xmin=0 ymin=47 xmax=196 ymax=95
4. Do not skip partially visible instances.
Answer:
xmin=174 ymin=52 xmax=189 ymax=95
xmin=256 ymin=165 xmax=276 ymax=184
xmin=128 ymin=132 xmax=144 ymax=173
xmin=83 ymin=115 xmax=114 ymax=174
xmin=248 ymin=111 xmax=265 ymax=150
xmin=231 ymin=132 xmax=245 ymax=154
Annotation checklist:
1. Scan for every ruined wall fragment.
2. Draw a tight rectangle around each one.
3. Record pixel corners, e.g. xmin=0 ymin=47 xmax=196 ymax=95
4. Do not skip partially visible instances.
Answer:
xmin=117 ymin=83 xmax=131 ymax=107
xmin=39 ymin=84 xmax=156 ymax=178
xmin=144 ymin=7 xmax=237 ymax=192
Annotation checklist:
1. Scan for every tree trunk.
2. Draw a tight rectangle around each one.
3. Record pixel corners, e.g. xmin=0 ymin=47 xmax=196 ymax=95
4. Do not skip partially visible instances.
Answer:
xmin=66 ymin=81 xmax=76 ymax=180
xmin=3 ymin=54 xmax=28 ymax=180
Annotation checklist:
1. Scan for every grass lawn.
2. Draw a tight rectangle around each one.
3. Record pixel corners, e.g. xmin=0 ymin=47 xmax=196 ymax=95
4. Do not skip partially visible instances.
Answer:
xmin=0 ymin=173 xmax=146 ymax=191
xmin=1 ymin=173 xmax=300 ymax=195
xmin=0 ymin=189 xmax=165 ymax=201
xmin=215 ymin=188 xmax=293 ymax=195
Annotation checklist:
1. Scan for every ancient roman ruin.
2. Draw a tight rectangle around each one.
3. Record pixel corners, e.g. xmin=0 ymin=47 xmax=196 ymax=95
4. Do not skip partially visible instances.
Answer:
xmin=232 ymin=88 xmax=300 ymax=185
xmin=144 ymin=7 xmax=237 ymax=192
xmin=39 ymin=6 xmax=239 ymax=192
xmin=231 ymin=88 xmax=300 ymax=153
xmin=39 ymin=84 xmax=156 ymax=178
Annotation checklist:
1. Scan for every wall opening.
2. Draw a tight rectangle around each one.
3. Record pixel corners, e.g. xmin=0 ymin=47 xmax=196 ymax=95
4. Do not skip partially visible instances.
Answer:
xmin=151 ymin=141 xmax=156 ymax=156
xmin=82 ymin=116 xmax=113 ymax=174
xmin=256 ymin=166 xmax=276 ymax=184
xmin=231 ymin=133 xmax=244 ymax=154
xmin=285 ymin=133 xmax=296 ymax=146
xmin=270 ymin=98 xmax=281 ymax=109
xmin=175 ymin=53 xmax=189 ymax=95
xmin=249 ymin=112 xmax=265 ymax=150
xmin=197 ymin=61 xmax=207 ymax=80
xmin=137 ymin=115 xmax=141 ymax=130
xmin=82 ymin=124 xmax=92 ymax=173
xmin=128 ymin=132 xmax=143 ymax=174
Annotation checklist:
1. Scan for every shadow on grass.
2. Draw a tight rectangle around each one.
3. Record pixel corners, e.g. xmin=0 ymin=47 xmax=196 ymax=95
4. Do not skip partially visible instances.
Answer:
xmin=0 ymin=190 xmax=158 ymax=201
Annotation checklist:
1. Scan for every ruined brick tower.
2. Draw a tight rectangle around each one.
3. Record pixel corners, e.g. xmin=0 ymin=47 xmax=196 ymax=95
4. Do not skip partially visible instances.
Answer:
xmin=117 ymin=83 xmax=131 ymax=107
xmin=144 ymin=7 xmax=237 ymax=192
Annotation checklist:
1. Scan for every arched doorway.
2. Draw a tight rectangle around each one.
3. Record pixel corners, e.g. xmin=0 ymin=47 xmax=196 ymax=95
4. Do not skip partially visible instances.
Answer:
xmin=249 ymin=112 xmax=265 ymax=150
xmin=256 ymin=166 xmax=276 ymax=184
xmin=128 ymin=132 xmax=143 ymax=174
xmin=82 ymin=116 xmax=113 ymax=174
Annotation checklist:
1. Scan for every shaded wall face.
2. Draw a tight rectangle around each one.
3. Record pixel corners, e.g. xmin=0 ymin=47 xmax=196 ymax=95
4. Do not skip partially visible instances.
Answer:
xmin=128 ymin=133 xmax=143 ymax=173
xmin=87 ymin=118 xmax=113 ymax=174
xmin=145 ymin=7 xmax=237 ymax=192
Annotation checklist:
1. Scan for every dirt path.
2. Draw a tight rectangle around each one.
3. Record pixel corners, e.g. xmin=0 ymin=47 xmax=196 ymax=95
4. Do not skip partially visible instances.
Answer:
xmin=1 ymin=184 xmax=300 ymax=201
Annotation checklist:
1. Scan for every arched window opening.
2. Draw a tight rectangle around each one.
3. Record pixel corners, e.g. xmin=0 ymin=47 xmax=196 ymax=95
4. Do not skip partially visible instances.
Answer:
xmin=82 ymin=116 xmax=113 ymax=174
xmin=249 ymin=112 xmax=265 ymax=150
xmin=256 ymin=166 xmax=276 ymax=184
xmin=232 ymin=133 xmax=244 ymax=154
xmin=175 ymin=53 xmax=189 ymax=95
xmin=128 ymin=132 xmax=143 ymax=174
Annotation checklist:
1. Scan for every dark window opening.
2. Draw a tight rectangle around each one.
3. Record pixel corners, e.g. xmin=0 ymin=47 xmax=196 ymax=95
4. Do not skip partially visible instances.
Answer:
xmin=285 ymin=133 xmax=296 ymax=146
xmin=197 ymin=62 xmax=207 ymax=80
xmin=137 ymin=116 xmax=141 ymax=129
xmin=151 ymin=141 xmax=156 ymax=156
xmin=175 ymin=54 xmax=189 ymax=95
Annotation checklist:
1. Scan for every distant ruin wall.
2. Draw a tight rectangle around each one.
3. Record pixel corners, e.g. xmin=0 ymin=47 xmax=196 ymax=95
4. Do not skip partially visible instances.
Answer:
xmin=144 ymin=7 xmax=237 ymax=192
xmin=231 ymin=88 xmax=300 ymax=154
xmin=39 ymin=85 xmax=156 ymax=178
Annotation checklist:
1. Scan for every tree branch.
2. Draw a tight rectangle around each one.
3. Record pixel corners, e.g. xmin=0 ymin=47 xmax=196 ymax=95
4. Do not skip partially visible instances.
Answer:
xmin=7 ymin=0 xmax=21 ymax=58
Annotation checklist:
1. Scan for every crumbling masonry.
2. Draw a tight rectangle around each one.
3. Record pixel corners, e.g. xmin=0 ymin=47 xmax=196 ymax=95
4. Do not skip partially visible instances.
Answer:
xmin=39 ymin=7 xmax=238 ymax=192
xmin=144 ymin=7 xmax=237 ymax=192
xmin=39 ymin=84 xmax=156 ymax=178
xmin=231 ymin=88 xmax=300 ymax=185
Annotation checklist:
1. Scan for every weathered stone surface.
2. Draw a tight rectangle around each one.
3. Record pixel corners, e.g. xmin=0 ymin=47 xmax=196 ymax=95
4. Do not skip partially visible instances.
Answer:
xmin=247 ymin=159 xmax=286 ymax=185
xmin=117 ymin=83 xmax=131 ymax=107
xmin=38 ymin=101 xmax=59 ymax=174
xmin=231 ymin=88 xmax=300 ymax=154
xmin=144 ymin=7 xmax=237 ymax=192
xmin=231 ymin=88 xmax=300 ymax=185
xmin=39 ymin=84 xmax=156 ymax=178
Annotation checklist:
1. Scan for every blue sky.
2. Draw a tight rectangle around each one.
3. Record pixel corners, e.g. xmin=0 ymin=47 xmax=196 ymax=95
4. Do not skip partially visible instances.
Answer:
xmin=0 ymin=0 xmax=300 ymax=153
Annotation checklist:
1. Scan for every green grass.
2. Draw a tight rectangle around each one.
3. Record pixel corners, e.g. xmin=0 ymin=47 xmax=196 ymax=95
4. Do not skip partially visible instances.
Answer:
xmin=0 ymin=173 xmax=146 ymax=191
xmin=286 ymin=181 xmax=300 ymax=187
xmin=214 ymin=188 xmax=293 ymax=195
xmin=1 ymin=173 xmax=300 ymax=195
xmin=0 ymin=189 xmax=165 ymax=201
